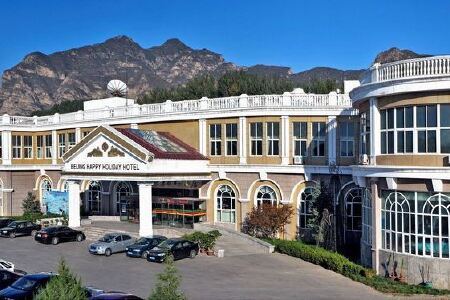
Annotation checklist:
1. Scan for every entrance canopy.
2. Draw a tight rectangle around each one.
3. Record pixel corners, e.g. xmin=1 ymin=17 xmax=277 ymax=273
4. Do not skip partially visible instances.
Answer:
xmin=61 ymin=125 xmax=210 ymax=182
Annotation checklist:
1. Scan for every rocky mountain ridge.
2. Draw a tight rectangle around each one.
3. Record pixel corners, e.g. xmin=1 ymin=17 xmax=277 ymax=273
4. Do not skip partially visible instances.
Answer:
xmin=0 ymin=37 xmax=426 ymax=115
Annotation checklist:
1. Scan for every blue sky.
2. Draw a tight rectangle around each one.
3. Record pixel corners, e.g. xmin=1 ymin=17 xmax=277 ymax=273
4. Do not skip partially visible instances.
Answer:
xmin=1 ymin=0 xmax=449 ymax=75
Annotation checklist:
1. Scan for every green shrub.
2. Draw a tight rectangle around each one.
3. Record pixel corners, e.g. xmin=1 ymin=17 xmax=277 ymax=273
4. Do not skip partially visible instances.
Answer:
xmin=267 ymin=239 xmax=450 ymax=295
xmin=183 ymin=230 xmax=222 ymax=251
xmin=35 ymin=258 xmax=87 ymax=300
xmin=148 ymin=255 xmax=186 ymax=300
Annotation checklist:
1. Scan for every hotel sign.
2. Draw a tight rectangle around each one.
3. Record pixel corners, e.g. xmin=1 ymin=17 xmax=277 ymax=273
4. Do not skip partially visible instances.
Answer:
xmin=69 ymin=163 xmax=141 ymax=171
xmin=63 ymin=135 xmax=149 ymax=174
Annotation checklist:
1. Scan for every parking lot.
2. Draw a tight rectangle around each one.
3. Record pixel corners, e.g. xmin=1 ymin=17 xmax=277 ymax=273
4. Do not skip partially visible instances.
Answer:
xmin=0 ymin=235 xmax=429 ymax=300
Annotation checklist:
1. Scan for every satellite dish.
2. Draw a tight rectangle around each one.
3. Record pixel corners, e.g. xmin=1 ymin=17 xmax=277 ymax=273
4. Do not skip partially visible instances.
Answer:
xmin=107 ymin=80 xmax=128 ymax=97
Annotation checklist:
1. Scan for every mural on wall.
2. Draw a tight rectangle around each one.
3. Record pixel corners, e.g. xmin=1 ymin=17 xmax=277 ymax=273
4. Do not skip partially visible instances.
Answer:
xmin=43 ymin=191 xmax=68 ymax=215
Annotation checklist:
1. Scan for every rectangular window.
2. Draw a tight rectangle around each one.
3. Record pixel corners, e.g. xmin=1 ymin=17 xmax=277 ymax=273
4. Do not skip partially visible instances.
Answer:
xmin=267 ymin=122 xmax=279 ymax=156
xmin=68 ymin=132 xmax=76 ymax=149
xmin=380 ymin=108 xmax=395 ymax=154
xmin=441 ymin=104 xmax=450 ymax=127
xmin=441 ymin=129 xmax=450 ymax=153
xmin=58 ymin=133 xmax=66 ymax=158
xmin=23 ymin=136 xmax=33 ymax=159
xmin=45 ymin=134 xmax=52 ymax=159
xmin=360 ymin=112 xmax=370 ymax=156
xmin=209 ymin=124 xmax=222 ymax=156
xmin=250 ymin=122 xmax=263 ymax=156
xmin=82 ymin=131 xmax=90 ymax=138
xmin=12 ymin=135 xmax=21 ymax=159
xmin=339 ymin=122 xmax=354 ymax=157
xmin=396 ymin=107 xmax=413 ymax=153
xmin=36 ymin=136 xmax=44 ymax=159
xmin=312 ymin=122 xmax=325 ymax=157
xmin=416 ymin=105 xmax=437 ymax=153
xmin=0 ymin=135 xmax=2 ymax=159
xmin=293 ymin=122 xmax=307 ymax=157
xmin=225 ymin=123 xmax=238 ymax=156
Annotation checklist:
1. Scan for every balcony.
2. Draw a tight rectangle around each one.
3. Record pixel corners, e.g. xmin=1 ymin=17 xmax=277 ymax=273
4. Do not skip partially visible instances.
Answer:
xmin=1 ymin=91 xmax=353 ymax=128
xmin=352 ymin=56 xmax=450 ymax=102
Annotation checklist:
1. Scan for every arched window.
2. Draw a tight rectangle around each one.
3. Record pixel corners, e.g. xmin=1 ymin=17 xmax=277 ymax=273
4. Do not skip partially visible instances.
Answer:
xmin=362 ymin=189 xmax=372 ymax=246
xmin=39 ymin=177 xmax=52 ymax=203
xmin=216 ymin=185 xmax=236 ymax=223
xmin=299 ymin=187 xmax=316 ymax=229
xmin=115 ymin=182 xmax=131 ymax=214
xmin=87 ymin=181 xmax=101 ymax=214
xmin=256 ymin=186 xmax=277 ymax=207
xmin=345 ymin=188 xmax=363 ymax=232
xmin=381 ymin=192 xmax=412 ymax=254
xmin=418 ymin=193 xmax=450 ymax=258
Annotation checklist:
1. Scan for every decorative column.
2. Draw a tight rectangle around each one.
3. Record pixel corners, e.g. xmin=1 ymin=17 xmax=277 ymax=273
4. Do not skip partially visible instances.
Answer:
xmin=281 ymin=116 xmax=290 ymax=165
xmin=139 ymin=183 xmax=153 ymax=237
xmin=75 ymin=128 xmax=81 ymax=143
xmin=52 ymin=130 xmax=58 ymax=164
xmin=369 ymin=97 xmax=380 ymax=165
xmin=198 ymin=119 xmax=207 ymax=156
xmin=239 ymin=116 xmax=247 ymax=164
xmin=68 ymin=181 xmax=81 ymax=228
xmin=371 ymin=179 xmax=382 ymax=274
xmin=1 ymin=130 xmax=11 ymax=165
xmin=327 ymin=116 xmax=337 ymax=165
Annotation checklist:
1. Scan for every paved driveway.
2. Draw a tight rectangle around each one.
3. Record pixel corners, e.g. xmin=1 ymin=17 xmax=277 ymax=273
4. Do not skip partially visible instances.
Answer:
xmin=0 ymin=236 xmax=435 ymax=300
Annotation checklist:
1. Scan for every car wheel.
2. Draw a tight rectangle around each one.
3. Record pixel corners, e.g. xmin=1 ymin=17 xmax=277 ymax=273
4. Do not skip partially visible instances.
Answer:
xmin=31 ymin=230 xmax=37 ymax=237
xmin=76 ymin=234 xmax=83 ymax=242
xmin=9 ymin=232 xmax=15 ymax=238
xmin=52 ymin=237 xmax=59 ymax=245
xmin=190 ymin=249 xmax=197 ymax=259
xmin=105 ymin=248 xmax=112 ymax=257
xmin=142 ymin=251 xmax=149 ymax=259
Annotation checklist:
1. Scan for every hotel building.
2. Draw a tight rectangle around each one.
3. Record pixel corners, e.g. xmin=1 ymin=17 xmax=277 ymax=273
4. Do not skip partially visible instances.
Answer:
xmin=1 ymin=55 xmax=450 ymax=287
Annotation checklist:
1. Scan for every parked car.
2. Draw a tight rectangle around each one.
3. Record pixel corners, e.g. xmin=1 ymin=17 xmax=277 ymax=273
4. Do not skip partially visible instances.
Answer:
xmin=91 ymin=292 xmax=143 ymax=299
xmin=147 ymin=238 xmax=199 ymax=263
xmin=0 ymin=272 xmax=54 ymax=300
xmin=0 ymin=261 xmax=14 ymax=273
xmin=0 ymin=219 xmax=13 ymax=229
xmin=89 ymin=233 xmax=135 ymax=256
xmin=126 ymin=236 xmax=167 ymax=259
xmin=0 ymin=221 xmax=41 ymax=238
xmin=0 ymin=270 xmax=23 ymax=290
xmin=34 ymin=226 xmax=85 ymax=245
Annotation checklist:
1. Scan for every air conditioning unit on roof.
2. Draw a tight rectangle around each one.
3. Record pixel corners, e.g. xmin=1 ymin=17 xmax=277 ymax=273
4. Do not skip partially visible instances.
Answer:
xmin=359 ymin=154 xmax=369 ymax=165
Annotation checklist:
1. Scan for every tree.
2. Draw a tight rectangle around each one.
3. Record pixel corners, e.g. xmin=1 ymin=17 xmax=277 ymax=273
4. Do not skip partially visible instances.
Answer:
xmin=307 ymin=182 xmax=335 ymax=250
xmin=35 ymin=258 xmax=87 ymax=300
xmin=148 ymin=255 xmax=186 ymax=300
xmin=243 ymin=203 xmax=295 ymax=239
xmin=22 ymin=192 xmax=41 ymax=215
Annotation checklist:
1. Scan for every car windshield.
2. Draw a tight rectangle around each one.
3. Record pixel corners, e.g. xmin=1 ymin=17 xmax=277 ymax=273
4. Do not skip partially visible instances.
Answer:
xmin=158 ymin=240 xmax=177 ymax=249
xmin=99 ymin=235 xmax=115 ymax=243
xmin=11 ymin=277 xmax=38 ymax=291
xmin=7 ymin=221 xmax=18 ymax=228
xmin=135 ymin=238 xmax=149 ymax=245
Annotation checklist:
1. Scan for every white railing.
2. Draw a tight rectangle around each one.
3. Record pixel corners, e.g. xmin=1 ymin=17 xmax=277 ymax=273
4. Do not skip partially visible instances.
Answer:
xmin=1 ymin=91 xmax=353 ymax=128
xmin=361 ymin=55 xmax=450 ymax=84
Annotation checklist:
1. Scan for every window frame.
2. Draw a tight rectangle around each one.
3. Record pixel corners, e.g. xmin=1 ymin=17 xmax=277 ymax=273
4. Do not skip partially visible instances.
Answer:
xmin=209 ymin=124 xmax=222 ymax=156
xmin=266 ymin=122 xmax=280 ymax=156
xmin=311 ymin=122 xmax=326 ymax=157
xmin=293 ymin=122 xmax=308 ymax=157
xmin=225 ymin=123 xmax=238 ymax=156
xmin=250 ymin=122 xmax=263 ymax=156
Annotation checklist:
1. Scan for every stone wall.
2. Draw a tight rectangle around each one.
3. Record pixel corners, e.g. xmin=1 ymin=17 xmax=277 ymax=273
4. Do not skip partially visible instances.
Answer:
xmin=379 ymin=249 xmax=450 ymax=289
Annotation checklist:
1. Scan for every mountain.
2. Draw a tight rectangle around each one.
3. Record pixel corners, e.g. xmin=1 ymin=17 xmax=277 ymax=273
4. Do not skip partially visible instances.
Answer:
xmin=0 ymin=37 xmax=425 ymax=115
xmin=373 ymin=47 xmax=430 ymax=64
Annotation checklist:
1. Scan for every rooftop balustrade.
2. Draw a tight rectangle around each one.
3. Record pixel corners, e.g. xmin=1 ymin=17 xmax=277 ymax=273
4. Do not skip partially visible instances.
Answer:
xmin=1 ymin=91 xmax=352 ymax=127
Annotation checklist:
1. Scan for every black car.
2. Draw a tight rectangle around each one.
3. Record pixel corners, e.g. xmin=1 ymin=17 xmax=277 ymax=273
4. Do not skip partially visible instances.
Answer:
xmin=126 ymin=235 xmax=167 ymax=259
xmin=0 ymin=221 xmax=41 ymax=238
xmin=91 ymin=292 xmax=143 ymax=299
xmin=0 ymin=219 xmax=13 ymax=229
xmin=147 ymin=238 xmax=199 ymax=263
xmin=34 ymin=226 xmax=85 ymax=245
xmin=0 ymin=270 xmax=23 ymax=290
xmin=0 ymin=272 xmax=54 ymax=300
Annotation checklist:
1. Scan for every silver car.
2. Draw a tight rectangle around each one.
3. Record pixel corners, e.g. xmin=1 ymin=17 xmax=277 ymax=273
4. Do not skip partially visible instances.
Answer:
xmin=88 ymin=233 xmax=135 ymax=256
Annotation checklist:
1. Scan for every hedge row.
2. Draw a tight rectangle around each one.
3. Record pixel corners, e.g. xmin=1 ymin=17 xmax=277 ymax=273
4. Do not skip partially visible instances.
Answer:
xmin=267 ymin=239 xmax=450 ymax=295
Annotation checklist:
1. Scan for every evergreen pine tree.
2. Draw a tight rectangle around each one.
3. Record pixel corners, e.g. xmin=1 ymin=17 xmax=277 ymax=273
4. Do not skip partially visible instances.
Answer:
xmin=22 ymin=192 xmax=41 ymax=215
xmin=35 ymin=258 xmax=87 ymax=300
xmin=148 ymin=256 xmax=186 ymax=300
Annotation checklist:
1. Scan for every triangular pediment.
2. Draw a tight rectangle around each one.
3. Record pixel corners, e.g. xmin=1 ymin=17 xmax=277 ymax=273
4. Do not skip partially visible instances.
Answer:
xmin=63 ymin=126 xmax=154 ymax=174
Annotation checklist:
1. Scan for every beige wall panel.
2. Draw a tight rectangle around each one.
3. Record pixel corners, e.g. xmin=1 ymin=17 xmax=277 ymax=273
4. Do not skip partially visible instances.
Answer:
xmin=376 ymin=155 xmax=447 ymax=167
xmin=378 ymin=92 xmax=450 ymax=109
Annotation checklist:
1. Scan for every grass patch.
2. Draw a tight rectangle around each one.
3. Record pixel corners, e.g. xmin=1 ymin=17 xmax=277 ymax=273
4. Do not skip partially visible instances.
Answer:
xmin=267 ymin=239 xmax=450 ymax=295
